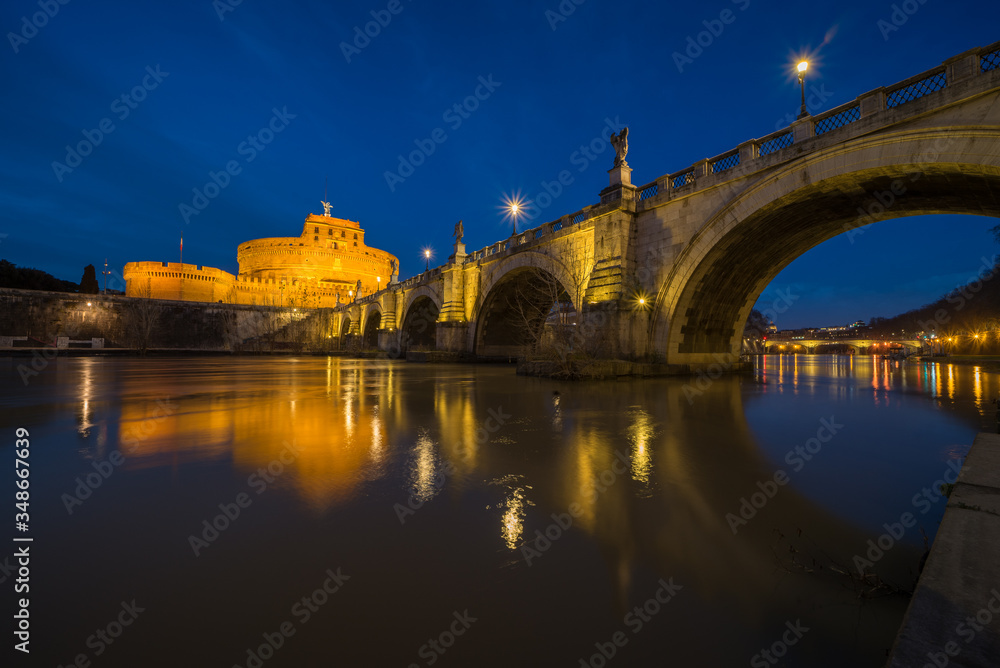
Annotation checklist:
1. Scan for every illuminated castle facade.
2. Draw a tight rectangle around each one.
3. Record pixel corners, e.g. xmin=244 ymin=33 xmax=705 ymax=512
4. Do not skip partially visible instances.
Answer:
xmin=124 ymin=211 xmax=398 ymax=308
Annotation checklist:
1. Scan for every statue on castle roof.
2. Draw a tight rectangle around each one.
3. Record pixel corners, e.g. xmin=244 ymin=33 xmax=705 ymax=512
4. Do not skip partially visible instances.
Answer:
xmin=453 ymin=220 xmax=464 ymax=243
xmin=610 ymin=127 xmax=629 ymax=167
xmin=321 ymin=201 xmax=332 ymax=217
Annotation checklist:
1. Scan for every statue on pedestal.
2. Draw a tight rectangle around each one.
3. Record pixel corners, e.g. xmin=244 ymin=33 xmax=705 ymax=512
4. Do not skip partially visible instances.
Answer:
xmin=321 ymin=201 xmax=332 ymax=217
xmin=355 ymin=279 xmax=362 ymax=300
xmin=453 ymin=220 xmax=464 ymax=243
xmin=610 ymin=127 xmax=629 ymax=167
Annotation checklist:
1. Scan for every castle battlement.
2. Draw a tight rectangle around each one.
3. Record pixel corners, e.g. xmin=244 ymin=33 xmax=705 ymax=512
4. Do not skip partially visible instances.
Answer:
xmin=124 ymin=211 xmax=398 ymax=308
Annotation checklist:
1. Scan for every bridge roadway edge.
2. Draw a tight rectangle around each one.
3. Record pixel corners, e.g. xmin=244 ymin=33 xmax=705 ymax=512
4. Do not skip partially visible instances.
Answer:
xmin=887 ymin=432 xmax=1000 ymax=667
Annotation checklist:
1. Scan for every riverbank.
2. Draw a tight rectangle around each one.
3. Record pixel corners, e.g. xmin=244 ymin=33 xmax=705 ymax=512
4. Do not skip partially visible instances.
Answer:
xmin=887 ymin=432 xmax=1000 ymax=666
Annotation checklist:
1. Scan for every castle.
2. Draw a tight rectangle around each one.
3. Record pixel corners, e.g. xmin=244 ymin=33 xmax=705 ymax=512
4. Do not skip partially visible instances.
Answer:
xmin=123 ymin=209 xmax=398 ymax=309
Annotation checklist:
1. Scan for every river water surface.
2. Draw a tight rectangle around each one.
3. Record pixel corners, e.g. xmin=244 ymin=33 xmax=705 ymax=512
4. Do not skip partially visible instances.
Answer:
xmin=0 ymin=354 xmax=992 ymax=667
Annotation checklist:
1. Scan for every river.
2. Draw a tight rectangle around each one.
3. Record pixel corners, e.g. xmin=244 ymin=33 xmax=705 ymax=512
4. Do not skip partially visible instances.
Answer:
xmin=0 ymin=354 xmax=992 ymax=666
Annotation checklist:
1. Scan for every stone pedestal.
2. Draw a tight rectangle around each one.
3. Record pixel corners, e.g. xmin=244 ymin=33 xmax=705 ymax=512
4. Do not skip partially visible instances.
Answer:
xmin=448 ymin=241 xmax=467 ymax=264
xmin=608 ymin=163 xmax=632 ymax=187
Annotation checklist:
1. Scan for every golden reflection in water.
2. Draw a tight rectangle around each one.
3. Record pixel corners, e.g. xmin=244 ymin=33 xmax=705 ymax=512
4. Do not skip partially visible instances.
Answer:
xmin=567 ymin=428 xmax=610 ymax=532
xmin=77 ymin=357 xmax=96 ymax=439
xmin=626 ymin=408 xmax=654 ymax=490
xmin=946 ymin=364 xmax=955 ymax=401
xmin=434 ymin=384 xmax=478 ymax=474
xmin=370 ymin=403 xmax=384 ymax=464
xmin=501 ymin=487 xmax=526 ymax=549
xmin=409 ymin=428 xmax=439 ymax=503
xmin=974 ymin=366 xmax=983 ymax=411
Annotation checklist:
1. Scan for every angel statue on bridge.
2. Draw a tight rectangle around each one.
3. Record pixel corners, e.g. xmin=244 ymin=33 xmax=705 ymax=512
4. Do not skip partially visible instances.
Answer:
xmin=453 ymin=220 xmax=464 ymax=243
xmin=610 ymin=127 xmax=629 ymax=167
xmin=355 ymin=279 xmax=362 ymax=300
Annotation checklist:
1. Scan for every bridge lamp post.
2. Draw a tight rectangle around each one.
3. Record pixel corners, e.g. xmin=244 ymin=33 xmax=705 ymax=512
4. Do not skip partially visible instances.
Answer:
xmin=796 ymin=61 xmax=809 ymax=119
xmin=424 ymin=249 xmax=431 ymax=271
xmin=509 ymin=203 xmax=521 ymax=236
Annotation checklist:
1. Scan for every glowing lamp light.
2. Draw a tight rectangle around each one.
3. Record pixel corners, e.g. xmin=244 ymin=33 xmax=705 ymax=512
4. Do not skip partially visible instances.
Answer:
xmin=797 ymin=61 xmax=809 ymax=73
xmin=638 ymin=298 xmax=645 ymax=305
xmin=86 ymin=302 xmax=92 ymax=306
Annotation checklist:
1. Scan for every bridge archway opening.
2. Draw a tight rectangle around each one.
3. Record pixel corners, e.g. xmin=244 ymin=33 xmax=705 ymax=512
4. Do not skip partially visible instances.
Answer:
xmin=657 ymin=160 xmax=1000 ymax=363
xmin=475 ymin=267 xmax=575 ymax=358
xmin=363 ymin=312 xmax=381 ymax=349
xmin=400 ymin=296 xmax=439 ymax=353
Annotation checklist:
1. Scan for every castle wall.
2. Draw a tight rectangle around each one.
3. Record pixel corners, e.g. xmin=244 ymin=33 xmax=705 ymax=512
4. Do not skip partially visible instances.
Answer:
xmin=125 ymin=213 xmax=397 ymax=309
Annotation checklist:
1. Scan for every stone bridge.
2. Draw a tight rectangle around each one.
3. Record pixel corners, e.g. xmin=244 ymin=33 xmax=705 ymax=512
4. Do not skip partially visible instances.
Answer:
xmin=764 ymin=339 xmax=924 ymax=354
xmin=332 ymin=42 xmax=1000 ymax=369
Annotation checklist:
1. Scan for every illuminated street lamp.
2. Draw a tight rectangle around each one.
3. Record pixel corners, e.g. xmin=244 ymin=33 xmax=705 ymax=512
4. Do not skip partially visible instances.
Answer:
xmin=797 ymin=61 xmax=809 ymax=119
xmin=424 ymin=249 xmax=431 ymax=271
xmin=509 ymin=202 xmax=521 ymax=236
xmin=377 ymin=276 xmax=381 ymax=291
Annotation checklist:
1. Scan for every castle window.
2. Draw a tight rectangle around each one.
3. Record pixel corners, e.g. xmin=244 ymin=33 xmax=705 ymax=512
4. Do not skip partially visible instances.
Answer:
xmin=341 ymin=231 xmax=345 ymax=238
xmin=354 ymin=242 xmax=357 ymax=246
xmin=328 ymin=229 xmax=332 ymax=235
xmin=353 ymin=233 xmax=358 ymax=239
xmin=314 ymin=236 xmax=318 ymax=241
xmin=314 ymin=227 xmax=319 ymax=233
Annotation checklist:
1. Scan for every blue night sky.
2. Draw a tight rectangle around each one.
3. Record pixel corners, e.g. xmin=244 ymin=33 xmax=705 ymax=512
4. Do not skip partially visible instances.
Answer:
xmin=1 ymin=0 xmax=996 ymax=328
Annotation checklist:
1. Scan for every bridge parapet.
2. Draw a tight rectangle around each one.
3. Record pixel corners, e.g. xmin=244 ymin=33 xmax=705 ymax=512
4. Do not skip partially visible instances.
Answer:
xmin=630 ymin=41 xmax=1000 ymax=213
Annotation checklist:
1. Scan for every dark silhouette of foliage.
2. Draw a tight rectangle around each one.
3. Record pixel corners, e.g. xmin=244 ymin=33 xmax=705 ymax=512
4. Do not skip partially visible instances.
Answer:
xmin=0 ymin=259 xmax=78 ymax=292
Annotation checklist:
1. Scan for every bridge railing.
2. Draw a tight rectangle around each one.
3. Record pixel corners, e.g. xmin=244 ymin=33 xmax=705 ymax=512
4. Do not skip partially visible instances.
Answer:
xmin=632 ymin=40 xmax=1000 ymax=207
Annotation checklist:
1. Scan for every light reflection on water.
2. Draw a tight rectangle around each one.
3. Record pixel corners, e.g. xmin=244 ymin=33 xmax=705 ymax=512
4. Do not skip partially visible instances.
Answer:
xmin=0 ymin=354 xmax=990 ymax=667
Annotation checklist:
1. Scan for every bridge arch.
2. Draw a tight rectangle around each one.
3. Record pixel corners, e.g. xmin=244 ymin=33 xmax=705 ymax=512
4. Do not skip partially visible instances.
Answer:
xmin=361 ymin=302 xmax=382 ymax=349
xmin=473 ymin=254 xmax=578 ymax=357
xmin=651 ymin=128 xmax=1000 ymax=363
xmin=474 ymin=251 xmax=584 ymax=323
xmin=399 ymin=286 xmax=442 ymax=353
